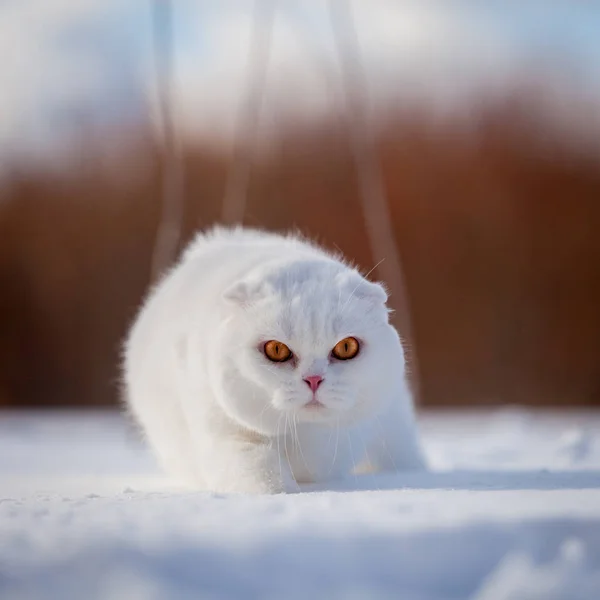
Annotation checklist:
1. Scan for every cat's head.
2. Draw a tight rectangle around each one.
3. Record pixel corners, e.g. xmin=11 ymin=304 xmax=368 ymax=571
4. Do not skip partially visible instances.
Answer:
xmin=216 ymin=258 xmax=405 ymax=434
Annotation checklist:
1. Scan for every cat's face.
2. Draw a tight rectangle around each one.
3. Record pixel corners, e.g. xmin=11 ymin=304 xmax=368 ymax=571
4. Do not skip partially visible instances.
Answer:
xmin=217 ymin=260 xmax=405 ymax=434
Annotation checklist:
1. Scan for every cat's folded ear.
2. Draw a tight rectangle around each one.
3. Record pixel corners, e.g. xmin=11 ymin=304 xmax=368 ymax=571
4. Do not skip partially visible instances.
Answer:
xmin=336 ymin=272 xmax=388 ymax=304
xmin=223 ymin=278 xmax=272 ymax=308
xmin=358 ymin=280 xmax=388 ymax=304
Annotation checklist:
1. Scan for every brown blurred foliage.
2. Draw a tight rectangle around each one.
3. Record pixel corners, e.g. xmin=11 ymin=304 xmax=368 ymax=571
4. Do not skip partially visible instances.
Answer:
xmin=1 ymin=95 xmax=600 ymax=409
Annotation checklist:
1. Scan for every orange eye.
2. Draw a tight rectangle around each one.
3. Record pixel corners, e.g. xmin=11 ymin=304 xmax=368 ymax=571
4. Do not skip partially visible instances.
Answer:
xmin=332 ymin=337 xmax=360 ymax=360
xmin=263 ymin=340 xmax=292 ymax=362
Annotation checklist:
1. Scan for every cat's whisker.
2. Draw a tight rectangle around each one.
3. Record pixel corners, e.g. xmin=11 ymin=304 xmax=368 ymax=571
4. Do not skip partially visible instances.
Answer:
xmin=293 ymin=413 xmax=312 ymax=480
xmin=291 ymin=414 xmax=299 ymax=463
xmin=291 ymin=413 xmax=299 ymax=454
xmin=326 ymin=419 xmax=335 ymax=448
xmin=276 ymin=413 xmax=284 ymax=485
xmin=258 ymin=364 xmax=279 ymax=376
xmin=334 ymin=419 xmax=340 ymax=473
xmin=325 ymin=417 xmax=341 ymax=478
xmin=257 ymin=400 xmax=270 ymax=433
xmin=346 ymin=430 xmax=359 ymax=488
xmin=356 ymin=424 xmax=381 ymax=492
xmin=284 ymin=413 xmax=293 ymax=480
xmin=283 ymin=412 xmax=288 ymax=457
xmin=295 ymin=416 xmax=303 ymax=457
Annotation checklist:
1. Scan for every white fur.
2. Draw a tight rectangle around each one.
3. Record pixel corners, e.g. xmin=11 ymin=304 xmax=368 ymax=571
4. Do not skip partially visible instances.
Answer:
xmin=123 ymin=226 xmax=426 ymax=494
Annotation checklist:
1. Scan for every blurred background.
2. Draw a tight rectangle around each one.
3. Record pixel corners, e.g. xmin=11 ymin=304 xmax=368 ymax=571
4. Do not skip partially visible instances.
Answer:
xmin=1 ymin=0 xmax=600 ymax=410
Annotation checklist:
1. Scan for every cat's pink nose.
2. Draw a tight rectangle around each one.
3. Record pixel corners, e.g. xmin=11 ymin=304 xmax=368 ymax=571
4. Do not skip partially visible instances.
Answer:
xmin=303 ymin=375 xmax=324 ymax=392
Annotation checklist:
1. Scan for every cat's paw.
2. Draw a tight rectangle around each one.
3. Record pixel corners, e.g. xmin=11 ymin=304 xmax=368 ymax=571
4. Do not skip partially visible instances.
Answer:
xmin=249 ymin=470 xmax=300 ymax=495
xmin=207 ymin=470 xmax=298 ymax=495
xmin=201 ymin=438 xmax=300 ymax=494
xmin=232 ymin=475 xmax=292 ymax=495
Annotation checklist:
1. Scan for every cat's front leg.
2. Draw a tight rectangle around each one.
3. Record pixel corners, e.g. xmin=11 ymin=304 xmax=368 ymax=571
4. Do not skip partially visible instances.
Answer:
xmin=365 ymin=396 xmax=428 ymax=473
xmin=201 ymin=436 xmax=299 ymax=495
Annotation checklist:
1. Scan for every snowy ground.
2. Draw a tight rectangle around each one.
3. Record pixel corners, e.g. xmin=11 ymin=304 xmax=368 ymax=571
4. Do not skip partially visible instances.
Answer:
xmin=1 ymin=408 xmax=600 ymax=600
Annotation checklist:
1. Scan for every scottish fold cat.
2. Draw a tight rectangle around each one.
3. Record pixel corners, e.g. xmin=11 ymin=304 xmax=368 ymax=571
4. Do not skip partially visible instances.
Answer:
xmin=123 ymin=226 xmax=426 ymax=493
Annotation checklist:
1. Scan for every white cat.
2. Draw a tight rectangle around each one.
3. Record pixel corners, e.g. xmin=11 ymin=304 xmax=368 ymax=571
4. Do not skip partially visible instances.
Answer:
xmin=123 ymin=226 xmax=426 ymax=494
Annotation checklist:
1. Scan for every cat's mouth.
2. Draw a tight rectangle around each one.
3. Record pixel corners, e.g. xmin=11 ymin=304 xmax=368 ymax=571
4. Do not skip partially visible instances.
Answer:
xmin=304 ymin=397 xmax=325 ymax=409
xmin=298 ymin=397 xmax=334 ymax=421
xmin=275 ymin=392 xmax=340 ymax=421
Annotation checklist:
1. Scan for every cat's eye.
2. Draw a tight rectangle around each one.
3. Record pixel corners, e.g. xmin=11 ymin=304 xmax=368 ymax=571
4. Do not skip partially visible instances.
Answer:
xmin=263 ymin=340 xmax=293 ymax=362
xmin=332 ymin=337 xmax=360 ymax=360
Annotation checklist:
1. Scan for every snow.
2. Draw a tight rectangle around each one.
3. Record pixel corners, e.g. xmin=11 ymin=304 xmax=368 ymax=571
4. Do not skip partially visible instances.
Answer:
xmin=1 ymin=408 xmax=600 ymax=599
